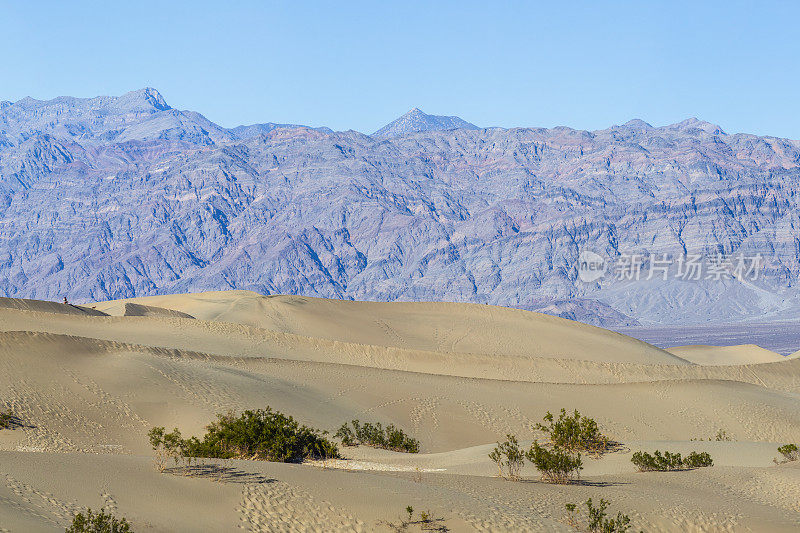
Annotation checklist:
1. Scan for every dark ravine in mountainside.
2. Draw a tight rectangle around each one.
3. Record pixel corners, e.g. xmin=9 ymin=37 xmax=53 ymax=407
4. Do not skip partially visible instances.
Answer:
xmin=2 ymin=88 xmax=800 ymax=327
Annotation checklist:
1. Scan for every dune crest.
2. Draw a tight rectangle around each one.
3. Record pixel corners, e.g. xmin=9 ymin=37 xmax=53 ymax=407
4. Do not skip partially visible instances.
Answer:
xmin=94 ymin=291 xmax=688 ymax=365
xmin=0 ymin=296 xmax=108 ymax=316
xmin=667 ymin=344 xmax=786 ymax=366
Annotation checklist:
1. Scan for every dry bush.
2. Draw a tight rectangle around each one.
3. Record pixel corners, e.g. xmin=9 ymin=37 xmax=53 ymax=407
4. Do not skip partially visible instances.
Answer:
xmin=66 ymin=509 xmax=132 ymax=533
xmin=777 ymin=443 xmax=799 ymax=463
xmin=631 ymin=450 xmax=712 ymax=471
xmin=148 ymin=407 xmax=340 ymax=474
xmin=488 ymin=434 xmax=526 ymax=480
xmin=0 ymin=410 xmax=12 ymax=429
xmin=335 ymin=419 xmax=420 ymax=453
xmin=526 ymin=441 xmax=582 ymax=484
xmin=564 ymin=498 xmax=633 ymax=532
xmin=380 ymin=505 xmax=449 ymax=532
xmin=535 ymin=409 xmax=613 ymax=456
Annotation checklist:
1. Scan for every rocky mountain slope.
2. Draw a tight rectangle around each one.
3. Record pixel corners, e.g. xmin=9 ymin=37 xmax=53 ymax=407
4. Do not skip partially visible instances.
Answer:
xmin=2 ymin=88 xmax=800 ymax=326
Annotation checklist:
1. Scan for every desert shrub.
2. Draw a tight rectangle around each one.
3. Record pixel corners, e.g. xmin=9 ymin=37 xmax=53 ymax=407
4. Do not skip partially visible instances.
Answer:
xmin=335 ymin=422 xmax=357 ymax=446
xmin=66 ymin=508 xmax=132 ymax=533
xmin=193 ymin=409 xmax=338 ymax=462
xmin=564 ymin=503 xmax=580 ymax=529
xmin=335 ymin=419 xmax=420 ymax=453
xmin=149 ymin=408 xmax=339 ymax=466
xmin=0 ymin=410 xmax=12 ymax=429
xmin=535 ymin=408 xmax=610 ymax=454
xmin=691 ymin=429 xmax=734 ymax=442
xmin=564 ymin=498 xmax=632 ymax=532
xmin=147 ymin=427 xmax=186 ymax=471
xmin=631 ymin=450 xmax=682 ymax=471
xmin=660 ymin=450 xmax=683 ymax=469
xmin=631 ymin=450 xmax=712 ymax=472
xmin=488 ymin=434 xmax=526 ymax=480
xmin=714 ymin=429 xmax=733 ymax=441
xmin=586 ymin=498 xmax=631 ymax=532
xmin=777 ymin=443 xmax=799 ymax=462
xmin=683 ymin=451 xmax=713 ymax=468
xmin=526 ymin=440 xmax=582 ymax=483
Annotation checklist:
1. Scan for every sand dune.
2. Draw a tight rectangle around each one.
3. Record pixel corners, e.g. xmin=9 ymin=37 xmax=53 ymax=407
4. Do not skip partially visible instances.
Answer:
xmin=1 ymin=292 xmax=800 ymax=531
xmin=667 ymin=344 xmax=786 ymax=365
xmin=94 ymin=292 xmax=687 ymax=364
xmin=0 ymin=302 xmax=693 ymax=385
xmin=2 ymin=330 xmax=800 ymax=457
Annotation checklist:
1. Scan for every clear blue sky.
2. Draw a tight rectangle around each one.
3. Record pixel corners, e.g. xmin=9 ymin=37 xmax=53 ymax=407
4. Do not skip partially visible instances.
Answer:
xmin=2 ymin=1 xmax=799 ymax=138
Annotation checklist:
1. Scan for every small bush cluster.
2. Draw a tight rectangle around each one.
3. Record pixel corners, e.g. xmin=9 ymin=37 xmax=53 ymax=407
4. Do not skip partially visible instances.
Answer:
xmin=631 ymin=450 xmax=683 ymax=471
xmin=488 ymin=434 xmax=583 ymax=483
xmin=381 ymin=505 xmax=449 ymax=532
xmin=149 ymin=408 xmax=339 ymax=468
xmin=691 ymin=429 xmax=734 ymax=442
xmin=564 ymin=498 xmax=632 ymax=532
xmin=535 ymin=409 xmax=611 ymax=455
xmin=777 ymin=443 xmax=799 ymax=463
xmin=66 ymin=509 xmax=132 ymax=533
xmin=488 ymin=409 xmax=610 ymax=483
xmin=335 ymin=420 xmax=420 ymax=453
xmin=714 ymin=429 xmax=733 ymax=441
xmin=631 ymin=450 xmax=713 ymax=472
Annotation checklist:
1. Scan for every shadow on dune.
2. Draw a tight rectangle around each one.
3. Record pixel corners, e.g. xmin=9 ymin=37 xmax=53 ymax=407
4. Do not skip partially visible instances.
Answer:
xmin=164 ymin=463 xmax=277 ymax=484
xmin=569 ymin=479 xmax=630 ymax=487
xmin=519 ymin=478 xmax=630 ymax=487
xmin=0 ymin=414 xmax=35 ymax=430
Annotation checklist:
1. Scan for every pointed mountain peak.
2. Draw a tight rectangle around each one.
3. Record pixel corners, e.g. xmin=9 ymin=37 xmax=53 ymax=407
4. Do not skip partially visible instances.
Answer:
xmin=622 ymin=118 xmax=653 ymax=129
xmin=668 ymin=117 xmax=725 ymax=135
xmin=373 ymin=108 xmax=479 ymax=137
xmin=14 ymin=96 xmax=41 ymax=107
xmin=115 ymin=87 xmax=171 ymax=112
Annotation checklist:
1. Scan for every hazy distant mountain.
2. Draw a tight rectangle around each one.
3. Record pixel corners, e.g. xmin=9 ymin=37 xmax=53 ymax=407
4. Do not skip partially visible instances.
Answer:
xmin=667 ymin=117 xmax=726 ymax=135
xmin=0 ymin=88 xmax=230 ymax=145
xmin=0 ymin=88 xmax=326 ymax=146
xmin=372 ymin=107 xmax=479 ymax=137
xmin=3 ymin=88 xmax=800 ymax=327
xmin=228 ymin=123 xmax=333 ymax=139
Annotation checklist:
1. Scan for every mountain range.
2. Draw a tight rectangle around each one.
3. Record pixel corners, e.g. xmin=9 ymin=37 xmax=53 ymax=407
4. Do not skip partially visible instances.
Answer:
xmin=2 ymin=87 xmax=800 ymax=327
